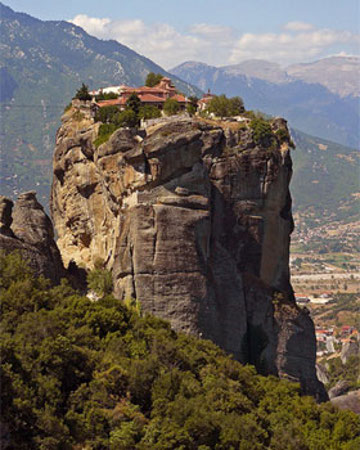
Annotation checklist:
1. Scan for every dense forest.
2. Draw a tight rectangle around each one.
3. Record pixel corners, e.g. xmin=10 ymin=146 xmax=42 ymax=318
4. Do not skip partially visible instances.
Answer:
xmin=1 ymin=252 xmax=359 ymax=449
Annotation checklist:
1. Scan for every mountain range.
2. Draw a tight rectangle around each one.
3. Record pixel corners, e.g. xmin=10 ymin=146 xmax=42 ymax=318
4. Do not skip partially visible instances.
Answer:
xmin=0 ymin=2 xmax=358 ymax=224
xmin=171 ymin=58 xmax=359 ymax=149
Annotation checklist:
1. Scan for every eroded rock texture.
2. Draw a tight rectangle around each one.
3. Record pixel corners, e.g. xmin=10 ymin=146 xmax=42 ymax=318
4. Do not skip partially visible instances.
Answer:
xmin=0 ymin=192 xmax=65 ymax=283
xmin=51 ymin=111 xmax=327 ymax=401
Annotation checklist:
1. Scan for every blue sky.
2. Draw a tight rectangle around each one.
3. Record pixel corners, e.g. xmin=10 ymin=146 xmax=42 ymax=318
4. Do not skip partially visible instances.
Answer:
xmin=3 ymin=0 xmax=360 ymax=68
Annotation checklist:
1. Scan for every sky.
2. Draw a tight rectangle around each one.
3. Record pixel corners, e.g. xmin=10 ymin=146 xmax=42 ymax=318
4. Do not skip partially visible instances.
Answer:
xmin=3 ymin=0 xmax=360 ymax=69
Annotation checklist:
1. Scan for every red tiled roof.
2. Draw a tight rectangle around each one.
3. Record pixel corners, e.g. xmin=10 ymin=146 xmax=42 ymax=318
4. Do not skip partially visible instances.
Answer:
xmin=198 ymin=97 xmax=211 ymax=104
xmin=123 ymin=86 xmax=167 ymax=94
xmin=96 ymin=98 xmax=126 ymax=107
xmin=138 ymin=93 xmax=165 ymax=102
xmin=172 ymin=94 xmax=186 ymax=103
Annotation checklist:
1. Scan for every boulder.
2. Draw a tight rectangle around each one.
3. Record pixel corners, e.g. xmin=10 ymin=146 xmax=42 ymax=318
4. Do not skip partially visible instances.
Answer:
xmin=0 ymin=192 xmax=65 ymax=283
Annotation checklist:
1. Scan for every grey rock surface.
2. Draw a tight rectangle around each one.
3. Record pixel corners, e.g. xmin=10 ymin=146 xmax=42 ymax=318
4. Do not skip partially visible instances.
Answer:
xmin=331 ymin=390 xmax=360 ymax=415
xmin=341 ymin=340 xmax=359 ymax=364
xmin=0 ymin=192 xmax=65 ymax=283
xmin=329 ymin=380 xmax=351 ymax=399
xmin=51 ymin=112 xmax=327 ymax=401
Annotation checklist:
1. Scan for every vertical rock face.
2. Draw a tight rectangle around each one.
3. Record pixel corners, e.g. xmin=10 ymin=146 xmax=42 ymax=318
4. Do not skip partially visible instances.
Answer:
xmin=0 ymin=192 xmax=65 ymax=283
xmin=51 ymin=110 xmax=327 ymax=401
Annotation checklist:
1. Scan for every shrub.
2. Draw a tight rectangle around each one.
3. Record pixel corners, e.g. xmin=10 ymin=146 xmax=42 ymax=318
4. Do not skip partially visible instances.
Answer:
xmin=229 ymin=96 xmax=245 ymax=115
xmin=95 ymin=105 xmax=119 ymax=124
xmin=87 ymin=268 xmax=113 ymax=297
xmin=126 ymin=93 xmax=141 ymax=116
xmin=250 ymin=117 xmax=276 ymax=148
xmin=187 ymin=96 xmax=199 ymax=116
xmin=276 ymin=128 xmax=295 ymax=149
xmin=207 ymin=94 xmax=244 ymax=118
xmin=116 ymin=109 xmax=138 ymax=127
xmin=75 ymin=83 xmax=91 ymax=101
xmin=164 ymin=98 xmax=180 ymax=116
xmin=72 ymin=110 xmax=85 ymax=122
xmin=145 ymin=72 xmax=163 ymax=87
xmin=95 ymin=92 xmax=118 ymax=101
xmin=139 ymin=105 xmax=162 ymax=120
xmin=94 ymin=123 xmax=118 ymax=148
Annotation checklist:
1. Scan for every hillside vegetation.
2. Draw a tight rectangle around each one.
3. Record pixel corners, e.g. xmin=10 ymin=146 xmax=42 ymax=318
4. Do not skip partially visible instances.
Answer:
xmin=291 ymin=128 xmax=359 ymax=221
xmin=1 ymin=252 xmax=360 ymax=449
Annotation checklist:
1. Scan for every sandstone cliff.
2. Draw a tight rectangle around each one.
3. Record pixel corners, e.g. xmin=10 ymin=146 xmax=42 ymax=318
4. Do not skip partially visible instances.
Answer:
xmin=0 ymin=191 xmax=65 ymax=283
xmin=51 ymin=109 xmax=327 ymax=401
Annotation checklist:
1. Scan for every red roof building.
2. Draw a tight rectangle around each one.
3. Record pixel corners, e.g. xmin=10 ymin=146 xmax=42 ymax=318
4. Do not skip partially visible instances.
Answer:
xmin=93 ymin=77 xmax=187 ymax=112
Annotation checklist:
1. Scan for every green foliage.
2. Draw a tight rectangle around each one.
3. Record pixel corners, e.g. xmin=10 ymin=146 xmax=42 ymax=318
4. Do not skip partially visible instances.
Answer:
xmin=326 ymin=356 xmax=360 ymax=391
xmin=117 ymin=109 xmax=139 ymax=127
xmin=94 ymin=107 xmax=139 ymax=147
xmin=95 ymin=92 xmax=118 ymax=100
xmin=290 ymin=128 xmax=359 ymax=221
xmin=207 ymin=94 xmax=244 ymax=118
xmin=75 ymin=83 xmax=92 ymax=101
xmin=123 ymin=297 xmax=142 ymax=316
xmin=126 ymin=93 xmax=141 ymax=116
xmin=187 ymin=103 xmax=197 ymax=116
xmin=94 ymin=123 xmax=118 ymax=148
xmin=145 ymin=72 xmax=163 ymax=87
xmin=72 ymin=110 xmax=85 ymax=122
xmin=163 ymin=98 xmax=180 ymax=116
xmin=187 ymin=96 xmax=199 ymax=116
xmin=95 ymin=105 xmax=119 ymax=124
xmin=250 ymin=117 xmax=276 ymax=149
xmin=1 ymin=252 xmax=360 ymax=449
xmin=87 ymin=268 xmax=113 ymax=297
xmin=276 ymin=128 xmax=295 ymax=149
xmin=139 ymin=105 xmax=162 ymax=120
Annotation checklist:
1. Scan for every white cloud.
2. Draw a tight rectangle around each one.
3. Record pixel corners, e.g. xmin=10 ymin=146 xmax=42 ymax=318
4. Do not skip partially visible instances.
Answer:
xmin=70 ymin=14 xmax=360 ymax=69
xmin=71 ymin=14 xmax=111 ymax=37
xmin=71 ymin=14 xmax=208 ymax=68
xmin=284 ymin=21 xmax=314 ymax=32
xmin=229 ymin=28 xmax=359 ymax=65
xmin=189 ymin=23 xmax=233 ymax=38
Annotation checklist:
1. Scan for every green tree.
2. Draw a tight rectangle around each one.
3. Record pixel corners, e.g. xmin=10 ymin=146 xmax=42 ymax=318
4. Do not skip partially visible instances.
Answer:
xmin=229 ymin=96 xmax=245 ymax=115
xmin=187 ymin=96 xmax=199 ymax=116
xmin=145 ymin=72 xmax=163 ymax=87
xmin=95 ymin=92 xmax=119 ymax=101
xmin=207 ymin=94 xmax=244 ymax=119
xmin=95 ymin=105 xmax=119 ymax=124
xmin=87 ymin=268 xmax=113 ymax=297
xmin=117 ymin=109 xmax=139 ymax=128
xmin=163 ymin=98 xmax=180 ymax=116
xmin=126 ymin=93 xmax=141 ymax=116
xmin=250 ymin=117 xmax=275 ymax=148
xmin=75 ymin=83 xmax=92 ymax=101
xmin=139 ymin=105 xmax=162 ymax=120
xmin=2 ymin=252 xmax=360 ymax=449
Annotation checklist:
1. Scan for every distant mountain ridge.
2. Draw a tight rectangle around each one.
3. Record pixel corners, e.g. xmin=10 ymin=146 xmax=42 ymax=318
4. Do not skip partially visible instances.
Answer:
xmin=290 ymin=128 xmax=359 ymax=221
xmin=171 ymin=58 xmax=360 ymax=148
xmin=286 ymin=57 xmax=360 ymax=98
xmin=174 ymin=56 xmax=360 ymax=98
xmin=0 ymin=2 xmax=358 ymax=226
xmin=0 ymin=2 xmax=201 ymax=203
